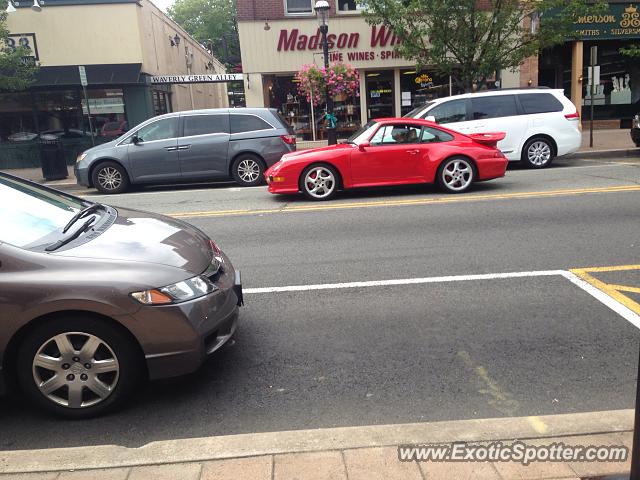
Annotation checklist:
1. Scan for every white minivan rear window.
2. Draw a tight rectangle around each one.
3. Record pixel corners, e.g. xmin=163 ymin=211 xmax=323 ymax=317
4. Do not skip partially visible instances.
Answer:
xmin=519 ymin=93 xmax=564 ymax=114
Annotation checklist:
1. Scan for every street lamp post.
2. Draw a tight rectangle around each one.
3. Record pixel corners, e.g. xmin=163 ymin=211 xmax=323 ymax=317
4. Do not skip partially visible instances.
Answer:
xmin=314 ymin=0 xmax=337 ymax=146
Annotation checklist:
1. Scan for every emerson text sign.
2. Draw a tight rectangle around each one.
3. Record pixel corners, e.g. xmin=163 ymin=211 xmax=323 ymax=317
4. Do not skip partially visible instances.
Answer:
xmin=150 ymin=74 xmax=244 ymax=84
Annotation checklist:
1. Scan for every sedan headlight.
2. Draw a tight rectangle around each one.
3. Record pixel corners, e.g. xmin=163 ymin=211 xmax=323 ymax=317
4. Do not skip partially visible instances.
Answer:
xmin=131 ymin=275 xmax=217 ymax=305
xmin=76 ymin=153 xmax=87 ymax=163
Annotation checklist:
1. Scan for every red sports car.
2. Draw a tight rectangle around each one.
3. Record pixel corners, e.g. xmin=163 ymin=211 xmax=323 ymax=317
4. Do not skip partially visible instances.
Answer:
xmin=265 ymin=118 xmax=507 ymax=200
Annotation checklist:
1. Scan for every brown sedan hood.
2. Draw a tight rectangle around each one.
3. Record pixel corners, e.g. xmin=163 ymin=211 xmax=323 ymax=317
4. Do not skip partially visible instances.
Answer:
xmin=52 ymin=207 xmax=213 ymax=275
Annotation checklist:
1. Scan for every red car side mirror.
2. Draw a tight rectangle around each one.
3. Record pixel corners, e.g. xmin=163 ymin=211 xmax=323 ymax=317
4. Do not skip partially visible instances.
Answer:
xmin=358 ymin=141 xmax=370 ymax=152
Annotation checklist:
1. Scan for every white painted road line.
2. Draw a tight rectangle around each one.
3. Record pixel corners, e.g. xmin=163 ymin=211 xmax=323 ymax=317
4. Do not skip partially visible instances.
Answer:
xmin=243 ymin=270 xmax=566 ymax=294
xmin=245 ymin=269 xmax=640 ymax=332
xmin=560 ymin=271 xmax=640 ymax=329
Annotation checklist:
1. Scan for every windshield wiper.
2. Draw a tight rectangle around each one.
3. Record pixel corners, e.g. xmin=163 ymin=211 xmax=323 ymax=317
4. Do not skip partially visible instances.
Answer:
xmin=46 ymin=217 xmax=97 ymax=252
xmin=62 ymin=203 xmax=106 ymax=233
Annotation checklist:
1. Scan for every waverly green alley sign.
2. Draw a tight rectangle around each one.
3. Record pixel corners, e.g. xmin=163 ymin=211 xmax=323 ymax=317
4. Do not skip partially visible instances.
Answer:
xmin=572 ymin=3 xmax=640 ymax=39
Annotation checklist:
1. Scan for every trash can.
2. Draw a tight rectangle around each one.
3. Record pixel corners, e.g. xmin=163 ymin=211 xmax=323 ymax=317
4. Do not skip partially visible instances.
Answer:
xmin=39 ymin=137 xmax=68 ymax=181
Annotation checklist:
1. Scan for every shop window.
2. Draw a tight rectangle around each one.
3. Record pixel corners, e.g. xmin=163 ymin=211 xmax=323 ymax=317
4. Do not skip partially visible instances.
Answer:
xmin=230 ymin=114 xmax=273 ymax=134
xmin=270 ymin=75 xmax=361 ymax=141
xmin=183 ymin=115 xmax=229 ymax=137
xmin=153 ymin=91 xmax=171 ymax=116
xmin=400 ymin=70 xmax=461 ymax=116
xmin=427 ymin=99 xmax=467 ymax=124
xmin=0 ymin=89 xmax=126 ymax=143
xmin=471 ymin=95 xmax=517 ymax=120
xmin=519 ymin=93 xmax=563 ymax=114
xmin=286 ymin=0 xmax=313 ymax=14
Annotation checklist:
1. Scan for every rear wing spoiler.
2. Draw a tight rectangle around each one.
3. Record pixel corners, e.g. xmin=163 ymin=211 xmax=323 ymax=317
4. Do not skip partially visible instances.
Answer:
xmin=468 ymin=132 xmax=506 ymax=149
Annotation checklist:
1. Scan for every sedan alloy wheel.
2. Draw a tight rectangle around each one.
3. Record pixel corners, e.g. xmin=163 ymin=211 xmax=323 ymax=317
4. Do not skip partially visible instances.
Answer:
xmin=32 ymin=332 xmax=120 ymax=409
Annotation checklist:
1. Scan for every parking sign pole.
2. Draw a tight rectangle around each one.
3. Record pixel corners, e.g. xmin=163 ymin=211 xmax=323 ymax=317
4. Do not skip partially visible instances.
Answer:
xmin=589 ymin=46 xmax=596 ymax=149
xmin=79 ymin=66 xmax=95 ymax=146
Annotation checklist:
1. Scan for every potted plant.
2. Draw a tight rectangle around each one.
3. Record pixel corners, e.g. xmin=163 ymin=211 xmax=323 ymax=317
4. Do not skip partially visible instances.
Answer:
xmin=295 ymin=62 xmax=360 ymax=105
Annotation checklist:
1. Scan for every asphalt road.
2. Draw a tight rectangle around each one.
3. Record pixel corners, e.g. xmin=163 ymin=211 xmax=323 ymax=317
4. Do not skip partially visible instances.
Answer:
xmin=1 ymin=157 xmax=639 ymax=450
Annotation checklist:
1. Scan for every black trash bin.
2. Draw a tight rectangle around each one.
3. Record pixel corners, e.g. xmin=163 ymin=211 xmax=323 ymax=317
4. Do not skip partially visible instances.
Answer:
xmin=39 ymin=137 xmax=68 ymax=181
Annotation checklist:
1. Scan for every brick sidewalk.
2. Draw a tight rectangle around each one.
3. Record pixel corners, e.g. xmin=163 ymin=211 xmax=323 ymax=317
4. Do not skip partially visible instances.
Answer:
xmin=1 ymin=431 xmax=631 ymax=479
xmin=0 ymin=411 xmax=633 ymax=480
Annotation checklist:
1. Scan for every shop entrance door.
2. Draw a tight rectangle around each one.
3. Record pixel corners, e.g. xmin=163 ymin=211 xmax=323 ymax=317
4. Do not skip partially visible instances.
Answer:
xmin=365 ymin=70 xmax=394 ymax=120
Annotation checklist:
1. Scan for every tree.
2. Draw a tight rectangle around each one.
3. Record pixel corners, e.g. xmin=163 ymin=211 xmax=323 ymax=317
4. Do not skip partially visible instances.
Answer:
xmin=0 ymin=3 xmax=39 ymax=91
xmin=167 ymin=0 xmax=240 ymax=66
xmin=361 ymin=0 xmax=604 ymax=92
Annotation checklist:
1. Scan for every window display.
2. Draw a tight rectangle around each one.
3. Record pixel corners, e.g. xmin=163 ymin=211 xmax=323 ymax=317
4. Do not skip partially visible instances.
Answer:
xmin=270 ymin=74 xmax=361 ymax=140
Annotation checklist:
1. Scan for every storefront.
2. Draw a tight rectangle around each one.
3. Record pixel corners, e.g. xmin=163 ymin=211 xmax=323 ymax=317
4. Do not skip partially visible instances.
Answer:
xmin=238 ymin=15 xmax=518 ymax=141
xmin=539 ymin=2 xmax=640 ymax=126
xmin=2 ymin=0 xmax=229 ymax=168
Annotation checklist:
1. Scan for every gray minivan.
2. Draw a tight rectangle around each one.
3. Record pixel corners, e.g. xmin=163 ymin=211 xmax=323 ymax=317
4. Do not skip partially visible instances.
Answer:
xmin=75 ymin=108 xmax=296 ymax=193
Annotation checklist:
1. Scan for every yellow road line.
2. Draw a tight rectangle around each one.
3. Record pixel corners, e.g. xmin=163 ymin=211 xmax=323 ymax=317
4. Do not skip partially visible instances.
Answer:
xmin=169 ymin=184 xmax=640 ymax=219
xmin=607 ymin=285 xmax=640 ymax=294
xmin=573 ymin=264 xmax=640 ymax=273
xmin=570 ymin=265 xmax=640 ymax=316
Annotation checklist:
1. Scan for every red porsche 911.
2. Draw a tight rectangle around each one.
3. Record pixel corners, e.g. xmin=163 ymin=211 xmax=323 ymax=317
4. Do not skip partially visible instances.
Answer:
xmin=265 ymin=118 xmax=507 ymax=200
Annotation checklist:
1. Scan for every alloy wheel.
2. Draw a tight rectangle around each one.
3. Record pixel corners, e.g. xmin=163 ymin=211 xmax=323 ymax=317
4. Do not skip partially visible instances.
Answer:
xmin=527 ymin=141 xmax=552 ymax=166
xmin=97 ymin=167 xmax=123 ymax=191
xmin=304 ymin=166 xmax=336 ymax=199
xmin=32 ymin=332 xmax=119 ymax=409
xmin=237 ymin=159 xmax=261 ymax=184
xmin=442 ymin=159 xmax=473 ymax=192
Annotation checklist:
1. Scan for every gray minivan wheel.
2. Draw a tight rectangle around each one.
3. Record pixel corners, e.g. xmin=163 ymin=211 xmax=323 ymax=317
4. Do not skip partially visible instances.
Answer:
xmin=521 ymin=137 xmax=554 ymax=168
xmin=92 ymin=161 xmax=130 ymax=194
xmin=231 ymin=154 xmax=265 ymax=187
xmin=16 ymin=315 xmax=141 ymax=418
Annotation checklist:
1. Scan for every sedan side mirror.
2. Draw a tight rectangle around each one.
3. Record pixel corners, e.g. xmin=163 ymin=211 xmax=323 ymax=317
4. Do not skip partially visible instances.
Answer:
xmin=132 ymin=135 xmax=141 ymax=145
xmin=424 ymin=115 xmax=436 ymax=123
xmin=358 ymin=141 xmax=370 ymax=152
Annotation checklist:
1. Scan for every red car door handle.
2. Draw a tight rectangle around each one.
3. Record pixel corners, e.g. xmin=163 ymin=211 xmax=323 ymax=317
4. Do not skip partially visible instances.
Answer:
xmin=406 ymin=149 xmax=420 ymax=155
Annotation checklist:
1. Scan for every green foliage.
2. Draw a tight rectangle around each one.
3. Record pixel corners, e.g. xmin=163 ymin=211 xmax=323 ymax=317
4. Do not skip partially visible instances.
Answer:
xmin=0 ymin=5 xmax=39 ymax=91
xmin=167 ymin=0 xmax=240 ymax=66
xmin=620 ymin=45 xmax=640 ymax=57
xmin=361 ymin=0 xmax=605 ymax=92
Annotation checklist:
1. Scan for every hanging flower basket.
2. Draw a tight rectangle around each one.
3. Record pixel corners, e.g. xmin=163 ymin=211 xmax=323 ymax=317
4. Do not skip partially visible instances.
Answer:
xmin=295 ymin=62 xmax=360 ymax=106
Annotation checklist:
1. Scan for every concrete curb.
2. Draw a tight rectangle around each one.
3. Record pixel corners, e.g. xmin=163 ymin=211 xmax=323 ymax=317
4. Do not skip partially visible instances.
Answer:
xmin=569 ymin=148 xmax=640 ymax=159
xmin=0 ymin=409 xmax=632 ymax=474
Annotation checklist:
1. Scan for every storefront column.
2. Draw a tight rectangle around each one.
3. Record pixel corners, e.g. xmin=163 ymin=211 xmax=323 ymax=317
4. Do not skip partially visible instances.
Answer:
xmin=243 ymin=73 xmax=266 ymax=108
xmin=393 ymin=68 xmax=401 ymax=117
xmin=571 ymin=41 xmax=583 ymax=116
xmin=359 ymin=69 xmax=367 ymax=123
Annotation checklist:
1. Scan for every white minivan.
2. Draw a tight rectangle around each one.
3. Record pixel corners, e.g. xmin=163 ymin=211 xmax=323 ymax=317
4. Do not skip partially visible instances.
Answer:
xmin=405 ymin=88 xmax=581 ymax=168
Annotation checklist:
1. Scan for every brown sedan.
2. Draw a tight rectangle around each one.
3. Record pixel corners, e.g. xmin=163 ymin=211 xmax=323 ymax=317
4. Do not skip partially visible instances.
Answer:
xmin=0 ymin=172 xmax=242 ymax=418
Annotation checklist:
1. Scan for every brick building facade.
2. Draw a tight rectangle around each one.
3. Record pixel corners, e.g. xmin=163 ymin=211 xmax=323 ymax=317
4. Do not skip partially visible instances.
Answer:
xmin=236 ymin=0 xmax=536 ymax=141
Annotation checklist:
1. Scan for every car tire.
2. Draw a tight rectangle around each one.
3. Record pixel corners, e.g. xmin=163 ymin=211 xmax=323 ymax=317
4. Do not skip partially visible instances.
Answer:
xmin=437 ymin=157 xmax=475 ymax=194
xmin=231 ymin=154 xmax=265 ymax=187
xmin=300 ymin=164 xmax=339 ymax=201
xmin=91 ymin=161 xmax=130 ymax=194
xmin=521 ymin=137 xmax=554 ymax=168
xmin=16 ymin=314 xmax=141 ymax=418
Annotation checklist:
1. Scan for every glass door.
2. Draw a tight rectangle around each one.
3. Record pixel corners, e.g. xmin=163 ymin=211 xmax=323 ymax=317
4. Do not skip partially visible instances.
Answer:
xmin=365 ymin=70 xmax=394 ymax=120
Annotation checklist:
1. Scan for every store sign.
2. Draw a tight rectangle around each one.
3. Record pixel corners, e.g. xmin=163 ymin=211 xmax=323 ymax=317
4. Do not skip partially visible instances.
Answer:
xmin=2 ymin=33 xmax=39 ymax=63
xmin=150 ymin=74 xmax=244 ymax=84
xmin=415 ymin=74 xmax=434 ymax=88
xmin=277 ymin=25 xmax=403 ymax=62
xmin=571 ymin=3 xmax=640 ymax=39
